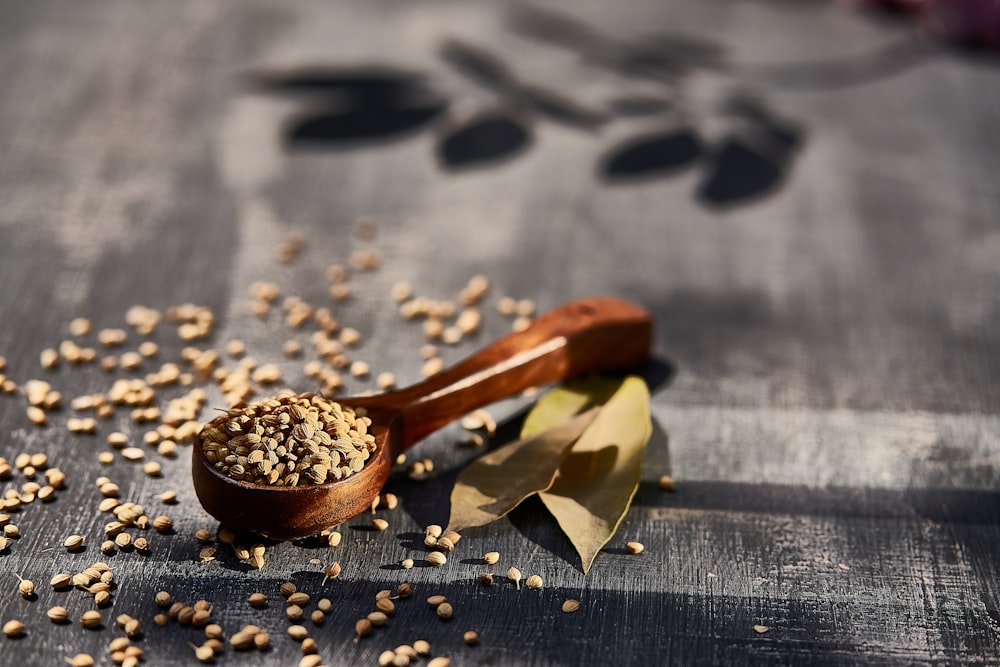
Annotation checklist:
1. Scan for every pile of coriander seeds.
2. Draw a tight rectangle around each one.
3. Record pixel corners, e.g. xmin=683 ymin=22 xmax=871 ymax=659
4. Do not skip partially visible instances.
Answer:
xmin=198 ymin=393 xmax=376 ymax=486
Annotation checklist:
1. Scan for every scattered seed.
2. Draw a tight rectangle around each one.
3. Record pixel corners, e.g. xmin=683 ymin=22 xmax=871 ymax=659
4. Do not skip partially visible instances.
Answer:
xmin=464 ymin=630 xmax=479 ymax=645
xmin=372 ymin=518 xmax=389 ymax=531
xmin=426 ymin=595 xmax=447 ymax=608
xmin=65 ymin=654 xmax=95 ymax=667
xmin=247 ymin=592 xmax=267 ymax=608
xmin=3 ymin=619 xmax=25 ymax=638
xmin=427 ymin=552 xmax=447 ymax=567
xmin=562 ymin=599 xmax=580 ymax=614
xmin=17 ymin=577 xmax=35 ymax=598
xmin=154 ymin=591 xmax=172 ymax=608
xmin=479 ymin=573 xmax=494 ymax=586
xmin=436 ymin=603 xmax=453 ymax=620
xmin=376 ymin=598 xmax=395 ymax=615
xmin=64 ymin=535 xmax=84 ymax=551
xmin=626 ymin=541 xmax=644 ymax=554
xmin=367 ymin=611 xmax=388 ymax=627
xmin=507 ymin=567 xmax=522 ymax=590
xmin=287 ymin=591 xmax=310 ymax=606
xmin=286 ymin=605 xmax=304 ymax=621
xmin=525 ymin=575 xmax=543 ymax=590
xmin=483 ymin=551 xmax=500 ymax=565
xmin=658 ymin=474 xmax=675 ymax=492
xmin=322 ymin=562 xmax=341 ymax=584
xmin=80 ymin=610 xmax=102 ymax=629
xmin=47 ymin=606 xmax=69 ymax=623
xmin=753 ymin=624 xmax=770 ymax=634
xmin=354 ymin=618 xmax=372 ymax=640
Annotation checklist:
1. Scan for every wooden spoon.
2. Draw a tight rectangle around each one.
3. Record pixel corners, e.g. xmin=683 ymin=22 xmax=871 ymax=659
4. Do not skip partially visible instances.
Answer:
xmin=191 ymin=296 xmax=652 ymax=540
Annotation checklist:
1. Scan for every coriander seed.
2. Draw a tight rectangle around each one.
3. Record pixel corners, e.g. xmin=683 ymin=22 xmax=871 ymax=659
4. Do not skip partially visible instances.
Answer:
xmin=64 ymin=535 xmax=84 ymax=551
xmin=401 ymin=558 xmax=414 ymax=569
xmin=436 ymin=602 xmax=453 ymax=620
xmin=483 ymin=551 xmax=499 ymax=565
xmin=322 ymin=562 xmax=341 ymax=584
xmin=626 ymin=541 xmax=644 ymax=554
xmin=354 ymin=618 xmax=372 ymax=640
xmin=287 ymin=592 xmax=310 ymax=606
xmin=367 ymin=611 xmax=388 ymax=627
xmin=427 ymin=595 xmax=447 ymax=608
xmin=562 ymin=599 xmax=580 ymax=613
xmin=50 ymin=573 xmax=71 ymax=590
xmin=658 ymin=475 xmax=675 ymax=492
xmin=464 ymin=630 xmax=479 ymax=645
xmin=247 ymin=592 xmax=267 ymax=608
xmin=80 ymin=610 xmax=102 ymax=629
xmin=507 ymin=567 xmax=522 ymax=590
xmin=280 ymin=582 xmax=296 ymax=597
xmin=526 ymin=575 xmax=543 ymax=589
xmin=47 ymin=606 xmax=69 ymax=623
xmin=3 ymin=619 xmax=25 ymax=638
xmin=372 ymin=518 xmax=389 ymax=531
xmin=427 ymin=551 xmax=446 ymax=567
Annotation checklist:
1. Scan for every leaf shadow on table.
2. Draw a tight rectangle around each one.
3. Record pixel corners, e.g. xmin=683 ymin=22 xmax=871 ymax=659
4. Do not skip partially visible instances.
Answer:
xmin=248 ymin=66 xmax=449 ymax=148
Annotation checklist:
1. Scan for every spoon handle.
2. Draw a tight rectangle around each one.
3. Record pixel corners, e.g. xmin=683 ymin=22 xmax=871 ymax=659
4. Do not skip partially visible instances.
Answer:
xmin=389 ymin=295 xmax=652 ymax=450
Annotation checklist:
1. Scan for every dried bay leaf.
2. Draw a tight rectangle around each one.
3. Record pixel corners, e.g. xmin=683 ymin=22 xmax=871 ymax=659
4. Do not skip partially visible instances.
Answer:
xmin=520 ymin=376 xmax=622 ymax=440
xmin=529 ymin=376 xmax=652 ymax=573
xmin=447 ymin=408 xmax=600 ymax=533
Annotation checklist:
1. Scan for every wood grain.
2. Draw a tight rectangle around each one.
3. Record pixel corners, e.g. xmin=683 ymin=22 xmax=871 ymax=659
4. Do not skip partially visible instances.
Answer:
xmin=1 ymin=0 xmax=998 ymax=665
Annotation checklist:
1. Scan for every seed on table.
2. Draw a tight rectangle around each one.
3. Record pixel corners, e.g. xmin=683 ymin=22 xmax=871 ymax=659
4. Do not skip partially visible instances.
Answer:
xmin=525 ymin=575 xmax=543 ymax=590
xmin=121 ymin=447 xmax=144 ymax=462
xmin=426 ymin=595 xmax=447 ymax=608
xmin=483 ymin=551 xmax=499 ymax=565
xmin=98 ymin=498 xmax=119 ymax=513
xmin=280 ymin=582 xmax=297 ymax=597
xmin=94 ymin=590 xmax=111 ymax=607
xmin=753 ymin=624 xmax=770 ymax=634
xmin=253 ymin=632 xmax=270 ymax=651
xmin=3 ymin=524 xmax=18 ymax=538
xmin=142 ymin=461 xmax=161 ymax=477
xmin=507 ymin=567 xmax=522 ymax=590
xmin=367 ymin=611 xmax=388 ymax=627
xmin=401 ymin=558 xmax=414 ymax=569
xmin=99 ymin=482 xmax=119 ymax=497
xmin=562 ymin=599 xmax=580 ymax=614
xmin=287 ymin=592 xmax=310 ymax=606
xmin=17 ymin=576 xmax=34 ymax=598
xmin=190 ymin=643 xmax=214 ymax=664
xmin=354 ymin=618 xmax=372 ymax=640
xmin=326 ymin=530 xmax=342 ymax=547
xmin=115 ymin=533 xmax=132 ymax=549
xmin=301 ymin=637 xmax=318 ymax=655
xmin=65 ymin=654 xmax=95 ymax=667
xmin=463 ymin=630 xmax=479 ymax=646
xmin=154 ymin=591 xmax=172 ymax=608
xmin=286 ymin=604 xmax=304 ymax=621
xmin=376 ymin=589 xmax=392 ymax=600
xmin=427 ymin=552 xmax=447 ymax=567
xmin=159 ymin=490 xmax=178 ymax=504
xmin=299 ymin=656 xmax=323 ymax=667
xmin=97 ymin=452 xmax=113 ymax=465
xmin=26 ymin=406 xmax=47 ymax=426
xmin=378 ymin=650 xmax=395 ymax=667
xmin=64 ymin=535 xmax=84 ymax=551
xmin=479 ymin=572 xmax=494 ymax=586
xmin=435 ymin=537 xmax=455 ymax=552
xmin=658 ymin=474 xmax=675 ymax=492
xmin=80 ymin=610 xmax=102 ymax=629
xmin=323 ymin=562 xmax=341 ymax=584
xmin=372 ymin=518 xmax=388 ymax=531
xmin=229 ymin=631 xmax=255 ymax=651
xmin=626 ymin=541 xmax=644 ymax=554
xmin=376 ymin=598 xmax=395 ymax=615
xmin=125 ymin=618 xmax=141 ymax=637
xmin=436 ymin=603 xmax=453 ymax=620
xmin=152 ymin=516 xmax=173 ymax=533
xmin=194 ymin=528 xmax=212 ymax=544
xmin=247 ymin=592 xmax=267 ymax=608
xmin=3 ymin=619 xmax=25 ymax=638
xmin=100 ymin=540 xmax=115 ymax=555
xmin=47 ymin=606 xmax=69 ymax=623
xmin=288 ymin=624 xmax=310 ymax=641
xmin=310 ymin=609 xmax=325 ymax=625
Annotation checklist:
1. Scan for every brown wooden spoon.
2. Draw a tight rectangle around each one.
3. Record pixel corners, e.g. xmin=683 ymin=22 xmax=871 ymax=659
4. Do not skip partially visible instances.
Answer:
xmin=191 ymin=295 xmax=652 ymax=540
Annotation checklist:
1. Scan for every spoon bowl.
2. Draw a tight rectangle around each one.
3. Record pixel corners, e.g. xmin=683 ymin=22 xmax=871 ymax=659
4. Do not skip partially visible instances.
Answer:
xmin=192 ymin=296 xmax=652 ymax=540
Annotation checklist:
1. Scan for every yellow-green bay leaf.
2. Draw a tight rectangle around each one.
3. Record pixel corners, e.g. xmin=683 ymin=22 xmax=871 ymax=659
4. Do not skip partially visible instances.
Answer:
xmin=520 ymin=377 xmax=621 ymax=439
xmin=531 ymin=376 xmax=652 ymax=573
xmin=447 ymin=408 xmax=600 ymax=533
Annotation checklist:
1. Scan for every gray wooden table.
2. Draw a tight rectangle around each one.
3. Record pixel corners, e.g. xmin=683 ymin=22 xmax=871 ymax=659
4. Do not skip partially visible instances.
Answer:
xmin=2 ymin=1 xmax=999 ymax=665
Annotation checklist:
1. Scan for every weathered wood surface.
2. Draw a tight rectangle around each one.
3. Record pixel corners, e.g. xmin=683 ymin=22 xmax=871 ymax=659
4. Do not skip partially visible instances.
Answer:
xmin=1 ymin=1 xmax=999 ymax=665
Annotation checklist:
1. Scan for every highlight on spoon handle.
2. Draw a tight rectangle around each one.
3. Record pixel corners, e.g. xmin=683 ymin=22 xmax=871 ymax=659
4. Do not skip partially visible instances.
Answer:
xmin=392 ymin=295 xmax=652 ymax=449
